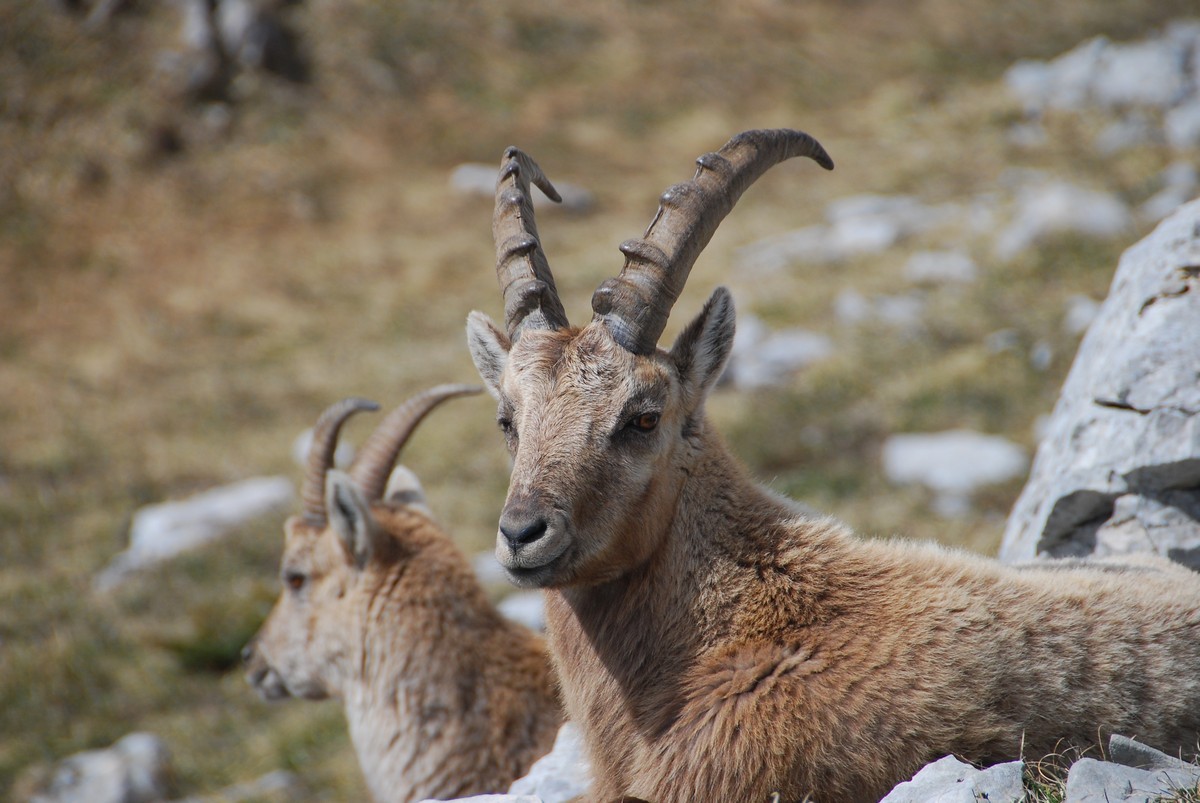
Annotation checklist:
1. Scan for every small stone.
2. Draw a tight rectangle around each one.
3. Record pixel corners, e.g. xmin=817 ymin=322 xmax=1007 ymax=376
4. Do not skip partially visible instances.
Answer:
xmin=882 ymin=430 xmax=1028 ymax=496
xmin=879 ymin=755 xmax=1024 ymax=803
xmin=903 ymin=250 xmax=979 ymax=285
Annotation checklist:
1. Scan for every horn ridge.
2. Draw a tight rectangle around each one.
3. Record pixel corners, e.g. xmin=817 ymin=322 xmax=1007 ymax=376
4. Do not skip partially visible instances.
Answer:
xmin=493 ymin=147 xmax=569 ymax=339
xmin=592 ymin=128 xmax=833 ymax=355
xmin=301 ymin=397 xmax=380 ymax=526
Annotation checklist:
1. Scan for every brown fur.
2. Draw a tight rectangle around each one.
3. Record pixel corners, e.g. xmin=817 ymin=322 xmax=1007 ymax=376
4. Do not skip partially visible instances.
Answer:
xmin=244 ymin=473 xmax=562 ymax=803
xmin=468 ymin=306 xmax=1200 ymax=803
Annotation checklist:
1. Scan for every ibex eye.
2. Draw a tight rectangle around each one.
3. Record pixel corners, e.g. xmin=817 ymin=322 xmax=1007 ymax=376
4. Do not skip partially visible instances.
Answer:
xmin=283 ymin=570 xmax=307 ymax=592
xmin=629 ymin=412 xmax=660 ymax=433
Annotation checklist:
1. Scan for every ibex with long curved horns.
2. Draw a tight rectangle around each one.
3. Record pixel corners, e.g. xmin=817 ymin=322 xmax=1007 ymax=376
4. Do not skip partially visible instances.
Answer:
xmin=466 ymin=129 xmax=1200 ymax=802
xmin=243 ymin=386 xmax=562 ymax=803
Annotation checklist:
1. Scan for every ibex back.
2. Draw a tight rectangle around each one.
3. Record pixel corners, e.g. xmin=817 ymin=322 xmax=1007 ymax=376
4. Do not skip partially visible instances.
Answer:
xmin=466 ymin=129 xmax=1200 ymax=802
xmin=243 ymin=387 xmax=561 ymax=803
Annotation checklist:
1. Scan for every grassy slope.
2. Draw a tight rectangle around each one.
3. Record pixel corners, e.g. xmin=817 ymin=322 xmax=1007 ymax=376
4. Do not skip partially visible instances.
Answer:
xmin=1 ymin=0 xmax=1194 ymax=797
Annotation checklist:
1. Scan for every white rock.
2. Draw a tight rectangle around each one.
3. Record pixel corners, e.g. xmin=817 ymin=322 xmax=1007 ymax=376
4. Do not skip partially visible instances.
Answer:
xmin=1139 ymin=162 xmax=1199 ymax=223
xmin=736 ymin=195 xmax=958 ymax=272
xmin=833 ymin=289 xmax=871 ymax=326
xmin=1000 ymin=199 xmax=1200 ymax=563
xmin=873 ymin=294 xmax=927 ymax=332
xmin=1063 ymin=294 xmax=1101 ymax=335
xmin=723 ymin=314 xmax=833 ymax=389
xmin=472 ymin=550 xmax=510 ymax=587
xmin=881 ymin=430 xmax=1028 ymax=496
xmin=95 ymin=477 xmax=294 ymax=591
xmin=1005 ymin=33 xmax=1190 ymax=112
xmin=30 ymin=733 xmax=171 ymax=803
xmin=994 ymin=180 xmax=1132 ymax=261
xmin=736 ymin=225 xmax=838 ymax=273
xmin=833 ymin=291 xmax=927 ymax=334
xmin=880 ymin=755 xmax=1024 ymax=803
xmin=291 ymin=427 xmax=357 ymax=469
xmin=1093 ymin=113 xmax=1158 ymax=155
xmin=903 ymin=250 xmax=978 ymax=284
xmin=507 ymin=722 xmax=592 ymax=802
xmin=497 ymin=591 xmax=546 ymax=632
xmin=1165 ymin=99 xmax=1200 ymax=151
xmin=1090 ymin=38 xmax=1190 ymax=109
xmin=1005 ymin=37 xmax=1108 ymax=112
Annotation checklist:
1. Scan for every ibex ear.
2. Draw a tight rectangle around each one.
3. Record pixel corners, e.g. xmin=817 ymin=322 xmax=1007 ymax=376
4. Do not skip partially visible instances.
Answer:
xmin=327 ymin=470 xmax=381 ymax=569
xmin=466 ymin=311 xmax=511 ymax=399
xmin=385 ymin=465 xmax=433 ymax=517
xmin=669 ymin=287 xmax=736 ymax=403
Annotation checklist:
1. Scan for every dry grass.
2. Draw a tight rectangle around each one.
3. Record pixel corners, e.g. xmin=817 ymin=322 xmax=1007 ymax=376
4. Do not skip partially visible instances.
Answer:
xmin=1 ymin=0 xmax=1195 ymax=797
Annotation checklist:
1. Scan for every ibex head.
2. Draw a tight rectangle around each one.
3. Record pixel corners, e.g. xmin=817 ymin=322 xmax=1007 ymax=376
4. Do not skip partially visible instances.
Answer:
xmin=468 ymin=129 xmax=832 ymax=588
xmin=244 ymin=386 xmax=480 ymax=700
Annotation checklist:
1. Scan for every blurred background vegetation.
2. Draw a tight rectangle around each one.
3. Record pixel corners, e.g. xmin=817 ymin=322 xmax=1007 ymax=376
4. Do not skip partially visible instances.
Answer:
xmin=1 ymin=0 xmax=1194 ymax=798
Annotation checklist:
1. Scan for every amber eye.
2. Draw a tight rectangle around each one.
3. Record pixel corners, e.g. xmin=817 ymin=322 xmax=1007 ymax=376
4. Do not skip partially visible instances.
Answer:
xmin=283 ymin=570 xmax=307 ymax=592
xmin=629 ymin=412 xmax=660 ymax=433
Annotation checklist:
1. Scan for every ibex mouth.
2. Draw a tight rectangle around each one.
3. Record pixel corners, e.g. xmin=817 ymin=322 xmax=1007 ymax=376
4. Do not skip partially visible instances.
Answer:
xmin=247 ymin=665 xmax=291 ymax=701
xmin=503 ymin=550 xmax=570 ymax=588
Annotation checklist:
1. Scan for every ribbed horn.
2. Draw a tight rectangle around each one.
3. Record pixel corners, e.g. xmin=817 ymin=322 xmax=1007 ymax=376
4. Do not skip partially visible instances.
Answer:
xmin=591 ymin=129 xmax=833 ymax=355
xmin=301 ymin=398 xmax=380 ymax=526
xmin=350 ymin=384 xmax=483 ymax=503
xmin=493 ymin=146 xmax=570 ymax=339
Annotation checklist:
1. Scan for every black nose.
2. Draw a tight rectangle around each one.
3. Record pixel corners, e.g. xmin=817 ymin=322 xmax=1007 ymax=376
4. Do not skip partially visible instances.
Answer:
xmin=499 ymin=514 xmax=548 ymax=550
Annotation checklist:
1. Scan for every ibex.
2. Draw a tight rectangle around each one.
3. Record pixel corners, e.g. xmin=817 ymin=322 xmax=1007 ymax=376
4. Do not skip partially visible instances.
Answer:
xmin=243 ymin=386 xmax=562 ymax=803
xmin=465 ymin=129 xmax=1200 ymax=802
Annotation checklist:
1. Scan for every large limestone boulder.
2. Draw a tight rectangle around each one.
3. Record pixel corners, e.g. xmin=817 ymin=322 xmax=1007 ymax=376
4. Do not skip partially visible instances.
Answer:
xmin=1000 ymin=199 xmax=1200 ymax=565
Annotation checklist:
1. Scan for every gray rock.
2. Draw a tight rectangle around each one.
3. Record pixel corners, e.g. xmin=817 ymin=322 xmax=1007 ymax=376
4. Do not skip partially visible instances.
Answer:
xmin=291 ymin=426 xmax=357 ymax=469
xmin=723 ymin=313 xmax=833 ymax=389
xmin=878 ymin=755 xmax=1024 ymax=803
xmin=1094 ymin=112 xmax=1159 ymax=154
xmin=96 ymin=477 xmax=294 ymax=591
xmin=903 ymin=250 xmax=979 ymax=284
xmin=1000 ymin=199 xmax=1200 ymax=563
xmin=1109 ymin=734 xmax=1198 ymax=771
xmin=1063 ymin=294 xmax=1101 ymax=336
xmin=1005 ymin=37 xmax=1108 ymax=113
xmin=1165 ymin=99 xmax=1200 ymax=151
xmin=1064 ymin=756 xmax=1200 ymax=802
xmin=1139 ymin=162 xmax=1199 ymax=224
xmin=994 ymin=180 xmax=1132 ymax=261
xmin=422 ymin=723 xmax=590 ymax=803
xmin=1005 ymin=32 xmax=1193 ymax=113
xmin=882 ymin=430 xmax=1028 ymax=495
xmin=1089 ymin=38 xmax=1191 ymax=110
xmin=507 ymin=722 xmax=591 ymax=802
xmin=30 ymin=733 xmax=171 ymax=803
xmin=497 ymin=591 xmax=546 ymax=632
xmin=473 ymin=549 xmax=510 ymax=588
xmin=449 ymin=163 xmax=594 ymax=213
xmin=832 ymin=290 xmax=926 ymax=334
xmin=736 ymin=195 xmax=957 ymax=273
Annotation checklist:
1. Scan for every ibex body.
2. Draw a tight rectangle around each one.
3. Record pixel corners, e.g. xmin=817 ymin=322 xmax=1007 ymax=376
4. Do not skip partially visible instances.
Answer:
xmin=243 ymin=388 xmax=562 ymax=803
xmin=466 ymin=130 xmax=1200 ymax=802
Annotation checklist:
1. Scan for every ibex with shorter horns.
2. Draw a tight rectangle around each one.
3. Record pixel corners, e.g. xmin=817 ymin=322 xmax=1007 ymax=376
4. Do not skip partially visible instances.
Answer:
xmin=243 ymin=386 xmax=562 ymax=803
xmin=466 ymin=129 xmax=1200 ymax=802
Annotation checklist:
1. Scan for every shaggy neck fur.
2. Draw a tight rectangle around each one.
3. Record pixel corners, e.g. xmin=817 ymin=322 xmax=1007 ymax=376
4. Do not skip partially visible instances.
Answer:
xmin=341 ymin=514 xmax=561 ymax=803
